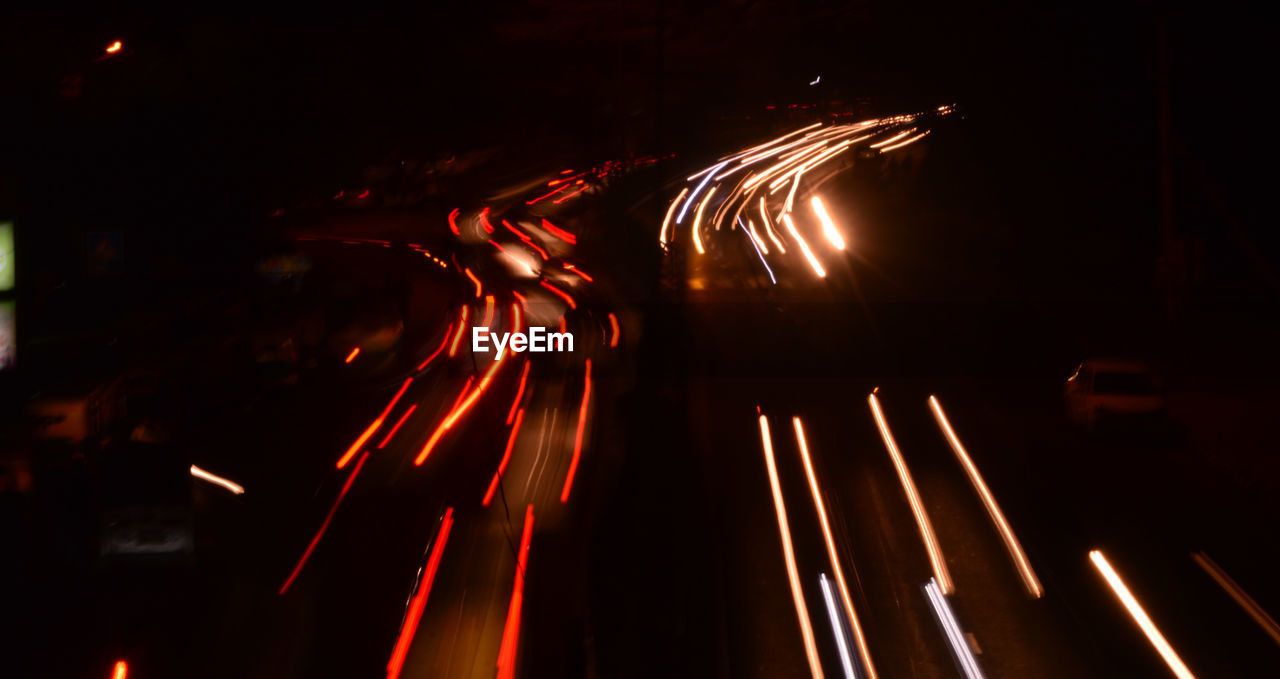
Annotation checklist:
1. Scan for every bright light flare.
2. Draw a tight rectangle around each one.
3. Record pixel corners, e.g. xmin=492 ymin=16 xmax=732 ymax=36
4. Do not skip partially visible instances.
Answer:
xmin=794 ymin=418 xmax=878 ymax=679
xmin=190 ymin=464 xmax=245 ymax=495
xmin=924 ymin=578 xmax=986 ymax=679
xmin=810 ymin=196 xmax=847 ymax=251
xmin=758 ymin=415 xmax=826 ymax=679
xmin=105 ymin=41 xmax=122 ymax=54
xmin=1089 ymin=549 xmax=1196 ymax=679
xmin=929 ymin=396 xmax=1042 ymax=598
xmin=112 ymin=660 xmax=128 ymax=679
xmin=868 ymin=393 xmax=953 ymax=594
xmin=782 ymin=214 xmax=826 ymax=278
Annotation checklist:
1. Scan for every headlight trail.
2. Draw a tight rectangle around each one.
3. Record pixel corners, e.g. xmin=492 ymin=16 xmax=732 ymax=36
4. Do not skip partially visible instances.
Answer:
xmin=1089 ymin=549 xmax=1196 ymax=679
xmin=744 ymin=217 xmax=769 ymax=255
xmin=740 ymin=217 xmax=777 ymax=285
xmin=483 ymin=407 xmax=526 ymax=507
xmin=758 ymin=414 xmax=826 ymax=679
xmin=869 ymin=128 xmax=916 ymax=149
xmin=819 ymin=574 xmax=858 ymax=679
xmin=559 ymin=359 xmax=592 ymax=503
xmin=868 ymin=393 xmax=953 ymax=594
xmin=760 ymin=197 xmax=786 ymax=253
xmin=1192 ymin=551 xmax=1280 ymax=648
xmin=810 ymin=196 xmax=847 ymax=251
xmin=928 ymin=396 xmax=1042 ymax=598
xmin=677 ymin=161 xmax=728 ymax=224
xmin=691 ymin=186 xmax=717 ymax=255
xmin=189 ymin=464 xmax=245 ymax=495
xmin=496 ymin=504 xmax=535 ymax=679
xmin=782 ymin=214 xmax=826 ymax=278
xmin=794 ymin=418 xmax=878 ymax=679
xmin=385 ymin=507 xmax=456 ymax=679
xmin=660 ymin=187 xmax=689 ymax=246
xmin=923 ymin=578 xmax=986 ymax=679
xmin=280 ymin=451 xmax=370 ymax=594
xmin=877 ymin=130 xmax=931 ymax=153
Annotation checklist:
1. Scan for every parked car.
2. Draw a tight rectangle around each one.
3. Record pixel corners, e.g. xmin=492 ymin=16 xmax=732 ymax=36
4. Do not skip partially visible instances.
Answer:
xmin=1065 ymin=359 xmax=1166 ymax=429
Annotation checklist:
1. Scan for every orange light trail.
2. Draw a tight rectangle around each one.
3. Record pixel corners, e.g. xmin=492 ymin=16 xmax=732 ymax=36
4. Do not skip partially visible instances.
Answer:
xmin=335 ymin=377 xmax=414 ymax=469
xmin=385 ymin=508 xmax=456 ymax=679
xmin=563 ymin=263 xmax=594 ymax=282
xmin=1192 ymin=551 xmax=1280 ymax=648
xmin=416 ymin=322 xmax=454 ymax=371
xmin=345 ymin=347 xmax=360 ymax=363
xmin=377 ymin=404 xmax=418 ymax=449
xmin=782 ymin=214 xmax=826 ymax=278
xmin=448 ymin=208 xmax=461 ymax=236
xmin=559 ymin=359 xmax=592 ymax=503
xmin=691 ymin=186 xmax=716 ymax=255
xmin=482 ymin=295 xmax=496 ymax=327
xmin=1090 ymin=549 xmax=1196 ymax=679
xmin=464 ymin=268 xmax=483 ymax=298
xmin=868 ymin=393 xmax=953 ymax=594
xmin=809 ymin=196 xmax=847 ymax=251
xmin=793 ymin=417 xmax=878 ymax=679
xmin=189 ymin=464 xmax=245 ymax=495
xmin=540 ymin=218 xmax=577 ymax=244
xmin=510 ymin=301 xmax=523 ymax=336
xmin=507 ymin=360 xmax=530 ymax=425
xmin=539 ymin=280 xmax=577 ymax=309
xmin=112 ymin=660 xmax=128 ymax=679
xmin=448 ymin=306 xmax=469 ymax=357
xmin=929 ymin=396 xmax=1042 ymax=597
xmin=496 ymin=504 xmax=535 ymax=679
xmin=660 ymin=188 xmax=690 ymax=246
xmin=512 ymin=290 xmax=527 ymax=306
xmin=483 ymin=407 xmax=526 ymax=506
xmin=414 ymin=355 xmax=506 ymax=466
xmin=106 ymin=41 xmax=123 ymax=54
xmin=607 ymin=313 xmax=620 ymax=348
xmin=760 ymin=197 xmax=787 ymax=253
xmin=758 ymin=415 xmax=826 ymax=679
xmin=280 ymin=451 xmax=370 ymax=594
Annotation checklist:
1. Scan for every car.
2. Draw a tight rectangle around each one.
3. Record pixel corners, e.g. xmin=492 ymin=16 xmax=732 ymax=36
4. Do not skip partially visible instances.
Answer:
xmin=1064 ymin=359 xmax=1166 ymax=429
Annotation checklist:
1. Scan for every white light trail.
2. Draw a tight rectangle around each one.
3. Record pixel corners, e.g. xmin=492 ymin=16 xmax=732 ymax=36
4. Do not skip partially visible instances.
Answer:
xmin=1090 ymin=550 xmax=1196 ymax=679
xmin=190 ymin=464 xmax=245 ymax=495
xmin=783 ymin=214 xmax=826 ymax=278
xmin=924 ymin=578 xmax=986 ymax=679
xmin=820 ymin=574 xmax=857 ymax=679
xmin=810 ymin=196 xmax=847 ymax=251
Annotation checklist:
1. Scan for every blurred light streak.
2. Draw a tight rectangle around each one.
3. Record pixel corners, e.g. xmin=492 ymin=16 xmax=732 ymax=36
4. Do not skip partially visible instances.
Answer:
xmin=553 ymin=185 xmax=590 ymax=204
xmin=559 ymin=359 xmax=592 ymax=503
xmin=414 ymin=353 xmax=507 ymax=465
xmin=760 ymin=197 xmax=786 ymax=253
xmin=877 ymin=130 xmax=931 ymax=153
xmin=526 ymin=183 xmax=573 ymax=205
xmin=783 ymin=214 xmax=826 ymax=278
xmin=504 ymin=220 xmax=550 ymax=260
xmin=482 ymin=295 xmax=496 ymax=327
xmin=1192 ymin=551 xmax=1280 ymax=648
xmin=280 ymin=451 xmax=370 ymax=595
xmin=677 ymin=161 xmax=728 ymax=224
xmin=417 ymin=323 xmax=454 ymax=371
xmin=512 ymin=291 xmax=527 ymax=307
xmin=810 ymin=196 xmax=847 ymax=251
xmin=794 ymin=418 xmax=877 ymax=678
xmin=496 ymin=504 xmax=535 ymax=679
xmin=336 ymin=377 xmax=414 ymax=469
xmin=377 ymin=404 xmax=418 ymax=450
xmin=740 ymin=218 xmax=777 ymax=285
xmin=464 ymin=268 xmax=483 ymax=298
xmin=106 ymin=41 xmax=123 ymax=54
xmin=929 ymin=396 xmax=1042 ymax=598
xmin=868 ymin=393 xmax=953 ymax=593
xmin=691 ymin=186 xmax=716 ymax=255
xmin=510 ymin=301 xmax=523 ymax=337
xmin=758 ymin=414 xmax=825 ymax=678
xmin=190 ymin=464 xmax=245 ymax=495
xmin=924 ymin=578 xmax=986 ymax=679
xmin=448 ymin=306 xmax=470 ymax=357
xmin=660 ymin=188 xmax=690 ymax=246
xmin=539 ymin=280 xmax=577 ymax=310
xmin=479 ymin=207 xmax=496 ymax=234
xmin=744 ymin=217 xmax=769 ymax=255
xmin=344 ymin=347 xmax=361 ymax=363
xmin=484 ymin=407 xmax=525 ymax=506
xmin=564 ymin=263 xmax=594 ymax=282
xmin=868 ymin=129 xmax=915 ymax=149
xmin=1089 ymin=549 xmax=1195 ymax=679
xmin=819 ymin=574 xmax=858 ymax=679
xmin=507 ymin=361 xmax=531 ymax=424
xmin=386 ymin=508 xmax=455 ymax=679
xmin=540 ymin=218 xmax=577 ymax=244
xmin=607 ymin=313 xmax=621 ymax=347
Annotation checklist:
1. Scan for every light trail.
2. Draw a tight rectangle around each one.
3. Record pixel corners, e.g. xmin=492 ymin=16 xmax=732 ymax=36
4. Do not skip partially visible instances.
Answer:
xmin=448 ymin=208 xmax=461 ymax=236
xmin=607 ymin=312 xmax=621 ymax=347
xmin=676 ymin=161 xmax=728 ymax=224
xmin=447 ymin=306 xmax=469 ymax=357
xmin=782 ymin=214 xmax=826 ymax=278
xmin=189 ymin=464 xmax=245 ymax=495
xmin=539 ymin=218 xmax=577 ymax=244
xmin=1089 ymin=549 xmax=1196 ymax=679
xmin=877 ymin=130 xmax=931 ymax=153
xmin=416 ymin=322 xmax=454 ymax=371
xmin=563 ymin=263 xmax=594 ymax=282
xmin=496 ymin=504 xmax=535 ymax=679
xmin=760 ymin=197 xmax=786 ymax=253
xmin=386 ymin=508 xmax=456 ymax=679
xmin=539 ymin=280 xmax=577 ymax=310
xmin=928 ymin=396 xmax=1042 ymax=597
xmin=1192 ymin=551 xmax=1280 ymax=647
xmin=794 ymin=418 xmax=878 ymax=679
xmin=280 ymin=451 xmax=370 ymax=594
xmin=482 ymin=295 xmax=496 ymax=327
xmin=414 ymin=352 xmax=507 ymax=465
xmin=483 ymin=407 xmax=525 ymax=507
xmin=464 ymin=267 xmax=483 ymax=298
xmin=112 ymin=660 xmax=128 ymax=679
xmin=691 ymin=186 xmax=717 ymax=255
xmin=758 ymin=414 xmax=826 ymax=679
xmin=868 ymin=393 xmax=953 ymax=594
xmin=506 ymin=360 xmax=531 ymax=425
xmin=924 ymin=578 xmax=986 ymax=679
xmin=479 ymin=207 xmax=496 ymax=234
xmin=660 ymin=188 xmax=689 ymax=247
xmin=810 ymin=196 xmax=847 ymax=251
xmin=820 ymin=574 xmax=858 ymax=679
xmin=740 ymin=217 xmax=777 ymax=285
xmin=377 ymin=404 xmax=418 ymax=450
xmin=510 ymin=301 xmax=522 ymax=336
xmin=559 ymin=359 xmax=592 ymax=503
xmin=344 ymin=347 xmax=360 ymax=363
xmin=335 ymin=377 xmax=414 ymax=469
xmin=869 ymin=128 xmax=916 ymax=149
